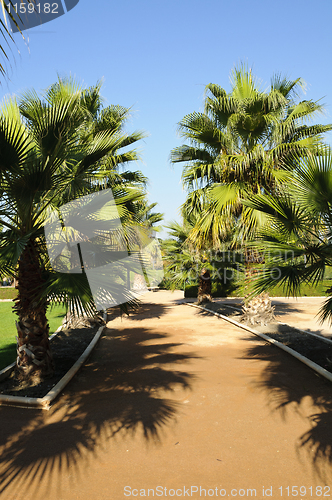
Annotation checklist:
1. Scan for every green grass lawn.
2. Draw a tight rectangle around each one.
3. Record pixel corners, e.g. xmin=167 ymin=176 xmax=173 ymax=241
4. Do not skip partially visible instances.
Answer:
xmin=0 ymin=302 xmax=66 ymax=371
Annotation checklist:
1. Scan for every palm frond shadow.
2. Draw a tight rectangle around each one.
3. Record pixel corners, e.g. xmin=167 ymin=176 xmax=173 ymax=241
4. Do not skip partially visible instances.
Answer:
xmin=193 ymin=306 xmax=223 ymax=318
xmin=271 ymin=300 xmax=309 ymax=317
xmin=110 ymin=301 xmax=170 ymax=322
xmin=0 ymin=322 xmax=199 ymax=497
xmin=240 ymin=338 xmax=332 ymax=482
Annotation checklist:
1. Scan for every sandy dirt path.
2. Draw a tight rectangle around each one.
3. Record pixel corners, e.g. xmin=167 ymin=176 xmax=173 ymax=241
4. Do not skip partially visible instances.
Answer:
xmin=0 ymin=291 xmax=332 ymax=499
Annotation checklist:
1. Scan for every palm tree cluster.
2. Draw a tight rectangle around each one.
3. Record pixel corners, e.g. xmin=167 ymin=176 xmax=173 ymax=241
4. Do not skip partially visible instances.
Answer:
xmin=166 ymin=64 xmax=332 ymax=304
xmin=0 ymin=78 xmax=161 ymax=380
xmin=2 ymin=64 xmax=332 ymax=383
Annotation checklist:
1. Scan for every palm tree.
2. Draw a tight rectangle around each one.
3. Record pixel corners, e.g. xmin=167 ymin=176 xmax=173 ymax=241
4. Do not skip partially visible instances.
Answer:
xmin=162 ymin=214 xmax=241 ymax=302
xmin=0 ymin=77 xmax=146 ymax=380
xmin=162 ymin=217 xmax=202 ymax=293
xmin=173 ymin=65 xmax=331 ymax=244
xmin=171 ymin=65 xmax=332 ymax=301
xmin=243 ymin=147 xmax=332 ymax=324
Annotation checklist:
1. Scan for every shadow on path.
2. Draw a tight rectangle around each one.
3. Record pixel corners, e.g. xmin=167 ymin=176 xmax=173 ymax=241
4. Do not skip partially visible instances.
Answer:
xmin=241 ymin=338 xmax=332 ymax=482
xmin=0 ymin=319 xmax=199 ymax=498
xmin=108 ymin=302 xmax=169 ymax=322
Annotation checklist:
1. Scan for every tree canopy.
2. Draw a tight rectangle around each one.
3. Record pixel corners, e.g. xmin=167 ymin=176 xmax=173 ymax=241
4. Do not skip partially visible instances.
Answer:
xmin=0 ymin=77 xmax=155 ymax=379
xmin=171 ymin=65 xmax=332 ymax=250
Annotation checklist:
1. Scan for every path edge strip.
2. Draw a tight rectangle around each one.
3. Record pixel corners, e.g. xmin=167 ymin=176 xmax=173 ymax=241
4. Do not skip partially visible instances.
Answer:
xmin=212 ymin=302 xmax=332 ymax=345
xmin=0 ymin=313 xmax=107 ymax=410
xmin=186 ymin=303 xmax=332 ymax=383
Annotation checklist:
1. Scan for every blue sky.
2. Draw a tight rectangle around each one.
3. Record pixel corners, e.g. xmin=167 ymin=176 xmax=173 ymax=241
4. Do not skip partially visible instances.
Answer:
xmin=1 ymin=0 xmax=332 ymax=237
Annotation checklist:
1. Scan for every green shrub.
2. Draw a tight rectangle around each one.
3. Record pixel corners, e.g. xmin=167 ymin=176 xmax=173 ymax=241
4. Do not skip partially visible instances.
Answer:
xmin=157 ymin=277 xmax=175 ymax=290
xmin=184 ymin=280 xmax=239 ymax=298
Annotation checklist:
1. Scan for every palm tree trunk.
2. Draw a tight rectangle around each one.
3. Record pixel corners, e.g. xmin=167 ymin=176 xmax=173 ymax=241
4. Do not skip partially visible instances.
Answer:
xmin=242 ymin=248 xmax=274 ymax=324
xmin=12 ymin=239 xmax=53 ymax=381
xmin=197 ymin=268 xmax=212 ymax=304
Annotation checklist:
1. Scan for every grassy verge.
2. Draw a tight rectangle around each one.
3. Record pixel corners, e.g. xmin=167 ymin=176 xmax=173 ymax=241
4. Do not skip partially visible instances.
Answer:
xmin=0 ymin=302 xmax=66 ymax=371
xmin=0 ymin=287 xmax=17 ymax=300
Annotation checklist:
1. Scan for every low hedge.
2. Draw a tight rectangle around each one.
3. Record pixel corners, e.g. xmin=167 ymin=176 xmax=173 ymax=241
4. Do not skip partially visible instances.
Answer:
xmin=184 ymin=280 xmax=332 ymax=298
xmin=184 ymin=281 xmax=239 ymax=298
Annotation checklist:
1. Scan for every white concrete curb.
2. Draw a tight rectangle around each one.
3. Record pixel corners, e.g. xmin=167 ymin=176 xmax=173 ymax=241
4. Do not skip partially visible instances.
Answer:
xmin=186 ymin=303 xmax=332 ymax=384
xmin=209 ymin=302 xmax=332 ymax=345
xmin=0 ymin=312 xmax=107 ymax=410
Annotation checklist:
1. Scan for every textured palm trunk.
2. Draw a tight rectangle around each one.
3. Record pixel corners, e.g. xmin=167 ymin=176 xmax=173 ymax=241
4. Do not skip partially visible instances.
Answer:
xmin=197 ymin=268 xmax=212 ymax=304
xmin=13 ymin=240 xmax=53 ymax=381
xmin=242 ymin=292 xmax=275 ymax=326
xmin=243 ymin=248 xmax=273 ymax=324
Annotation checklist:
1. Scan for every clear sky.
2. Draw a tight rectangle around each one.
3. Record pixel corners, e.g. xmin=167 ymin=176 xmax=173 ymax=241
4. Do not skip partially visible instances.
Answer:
xmin=1 ymin=0 xmax=332 ymax=237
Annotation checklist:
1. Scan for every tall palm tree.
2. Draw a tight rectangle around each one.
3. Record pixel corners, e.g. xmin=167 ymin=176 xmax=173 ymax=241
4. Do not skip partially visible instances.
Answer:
xmin=171 ymin=65 xmax=332 ymax=300
xmin=172 ymin=65 xmax=331 ymax=246
xmin=0 ymin=78 xmax=146 ymax=380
